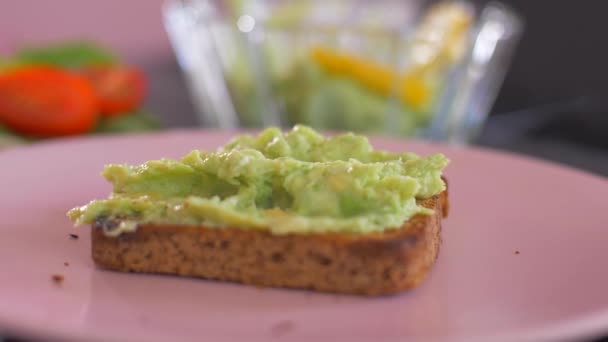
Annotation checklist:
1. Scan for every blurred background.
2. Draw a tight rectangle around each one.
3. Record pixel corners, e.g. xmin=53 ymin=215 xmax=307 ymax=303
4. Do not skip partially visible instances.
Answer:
xmin=1 ymin=0 xmax=606 ymax=178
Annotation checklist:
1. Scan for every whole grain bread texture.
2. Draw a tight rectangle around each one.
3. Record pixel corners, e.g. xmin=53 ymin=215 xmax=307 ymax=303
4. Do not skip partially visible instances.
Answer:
xmin=91 ymin=186 xmax=449 ymax=296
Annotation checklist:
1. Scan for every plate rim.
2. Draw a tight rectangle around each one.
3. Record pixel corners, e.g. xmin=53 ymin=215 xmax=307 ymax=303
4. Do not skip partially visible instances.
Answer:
xmin=1 ymin=128 xmax=606 ymax=182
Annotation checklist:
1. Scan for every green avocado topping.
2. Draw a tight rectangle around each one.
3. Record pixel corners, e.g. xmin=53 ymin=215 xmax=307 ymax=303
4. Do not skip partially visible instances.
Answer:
xmin=68 ymin=125 xmax=448 ymax=235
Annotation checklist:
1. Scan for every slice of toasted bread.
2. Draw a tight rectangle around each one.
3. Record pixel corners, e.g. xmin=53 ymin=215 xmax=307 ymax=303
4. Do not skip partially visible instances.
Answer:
xmin=90 ymin=185 xmax=448 ymax=296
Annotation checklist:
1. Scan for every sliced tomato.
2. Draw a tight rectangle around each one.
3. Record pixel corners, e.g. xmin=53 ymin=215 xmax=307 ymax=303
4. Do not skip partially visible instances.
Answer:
xmin=81 ymin=65 xmax=146 ymax=117
xmin=0 ymin=66 xmax=98 ymax=137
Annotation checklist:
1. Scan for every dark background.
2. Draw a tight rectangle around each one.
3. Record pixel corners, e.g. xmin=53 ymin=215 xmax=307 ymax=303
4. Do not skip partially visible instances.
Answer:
xmin=469 ymin=0 xmax=608 ymax=176
xmin=475 ymin=0 xmax=607 ymax=113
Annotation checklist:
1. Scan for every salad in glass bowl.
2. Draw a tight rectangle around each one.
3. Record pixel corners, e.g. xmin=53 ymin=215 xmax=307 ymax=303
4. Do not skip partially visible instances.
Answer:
xmin=164 ymin=0 xmax=522 ymax=143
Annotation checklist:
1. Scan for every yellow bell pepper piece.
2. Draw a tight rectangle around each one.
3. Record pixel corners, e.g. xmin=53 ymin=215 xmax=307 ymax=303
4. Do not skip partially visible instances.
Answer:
xmin=309 ymin=2 xmax=473 ymax=112
xmin=311 ymin=47 xmax=430 ymax=111
xmin=399 ymin=74 xmax=430 ymax=111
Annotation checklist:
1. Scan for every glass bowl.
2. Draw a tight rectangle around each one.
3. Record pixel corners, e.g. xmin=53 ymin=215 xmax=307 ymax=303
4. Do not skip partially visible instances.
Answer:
xmin=163 ymin=0 xmax=523 ymax=143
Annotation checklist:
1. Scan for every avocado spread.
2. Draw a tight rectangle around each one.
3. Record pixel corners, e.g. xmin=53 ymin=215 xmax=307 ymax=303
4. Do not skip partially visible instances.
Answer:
xmin=68 ymin=125 xmax=448 ymax=236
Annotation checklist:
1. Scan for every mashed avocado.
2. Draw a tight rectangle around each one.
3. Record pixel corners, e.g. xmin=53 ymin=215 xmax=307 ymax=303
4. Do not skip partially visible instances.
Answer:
xmin=68 ymin=125 xmax=448 ymax=236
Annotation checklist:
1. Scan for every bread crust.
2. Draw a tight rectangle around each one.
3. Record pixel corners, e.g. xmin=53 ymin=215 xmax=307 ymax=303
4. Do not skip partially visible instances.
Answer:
xmin=90 ymin=184 xmax=448 ymax=297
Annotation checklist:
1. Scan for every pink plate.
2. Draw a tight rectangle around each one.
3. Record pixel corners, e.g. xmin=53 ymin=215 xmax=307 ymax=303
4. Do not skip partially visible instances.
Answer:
xmin=1 ymin=130 xmax=607 ymax=342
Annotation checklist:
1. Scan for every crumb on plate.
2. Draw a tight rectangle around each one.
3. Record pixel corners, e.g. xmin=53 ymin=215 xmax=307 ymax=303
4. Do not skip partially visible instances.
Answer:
xmin=51 ymin=274 xmax=64 ymax=284
xmin=271 ymin=320 xmax=295 ymax=337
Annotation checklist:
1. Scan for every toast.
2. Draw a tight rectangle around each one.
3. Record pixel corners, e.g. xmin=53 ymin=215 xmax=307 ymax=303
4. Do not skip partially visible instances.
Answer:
xmin=90 ymin=184 xmax=448 ymax=296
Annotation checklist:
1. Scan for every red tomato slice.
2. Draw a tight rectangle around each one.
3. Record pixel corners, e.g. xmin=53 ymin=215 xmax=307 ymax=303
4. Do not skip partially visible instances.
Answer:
xmin=0 ymin=66 xmax=98 ymax=137
xmin=81 ymin=65 xmax=146 ymax=117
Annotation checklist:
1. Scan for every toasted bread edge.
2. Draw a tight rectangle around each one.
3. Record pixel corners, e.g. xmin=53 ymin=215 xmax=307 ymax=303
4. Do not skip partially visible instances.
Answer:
xmin=91 ymin=190 xmax=448 ymax=296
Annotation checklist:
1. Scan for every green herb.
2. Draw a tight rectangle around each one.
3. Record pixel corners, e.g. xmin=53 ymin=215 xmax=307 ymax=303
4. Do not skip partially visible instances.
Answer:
xmin=14 ymin=41 xmax=118 ymax=68
xmin=0 ymin=124 xmax=27 ymax=149
xmin=94 ymin=111 xmax=163 ymax=134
